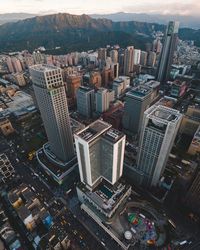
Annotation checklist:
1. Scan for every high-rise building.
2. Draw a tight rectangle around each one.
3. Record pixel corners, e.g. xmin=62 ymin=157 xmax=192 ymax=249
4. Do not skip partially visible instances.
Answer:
xmin=101 ymin=68 xmax=113 ymax=87
xmin=133 ymin=49 xmax=141 ymax=65
xmin=156 ymin=21 xmax=179 ymax=83
xmin=98 ymin=48 xmax=107 ymax=62
xmin=30 ymin=64 xmax=75 ymax=165
xmin=147 ymin=51 xmax=156 ymax=67
xmin=74 ymin=119 xmax=126 ymax=190
xmin=110 ymin=50 xmax=118 ymax=64
xmin=76 ymin=86 xmax=95 ymax=118
xmin=89 ymin=71 xmax=102 ymax=88
xmin=6 ymin=57 xmax=15 ymax=73
xmin=66 ymin=74 xmax=82 ymax=100
xmin=122 ymin=86 xmax=152 ymax=135
xmin=152 ymin=39 xmax=162 ymax=54
xmin=95 ymin=88 xmax=115 ymax=113
xmin=123 ymin=46 xmax=134 ymax=76
xmin=137 ymin=105 xmax=182 ymax=187
xmin=140 ymin=51 xmax=148 ymax=66
xmin=111 ymin=63 xmax=119 ymax=79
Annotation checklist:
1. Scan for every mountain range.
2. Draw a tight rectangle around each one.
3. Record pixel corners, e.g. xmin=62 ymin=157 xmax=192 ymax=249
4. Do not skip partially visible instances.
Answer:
xmin=0 ymin=13 xmax=163 ymax=53
xmin=91 ymin=12 xmax=200 ymax=29
xmin=0 ymin=13 xmax=199 ymax=54
xmin=1 ymin=12 xmax=200 ymax=29
xmin=0 ymin=13 xmax=36 ymax=25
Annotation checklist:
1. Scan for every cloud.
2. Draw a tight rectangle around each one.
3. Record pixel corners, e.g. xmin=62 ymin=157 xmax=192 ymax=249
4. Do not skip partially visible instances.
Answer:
xmin=0 ymin=0 xmax=199 ymax=16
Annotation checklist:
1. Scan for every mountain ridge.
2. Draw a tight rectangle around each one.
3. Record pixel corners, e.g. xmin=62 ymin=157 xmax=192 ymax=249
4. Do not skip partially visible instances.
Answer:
xmin=0 ymin=13 xmax=199 ymax=54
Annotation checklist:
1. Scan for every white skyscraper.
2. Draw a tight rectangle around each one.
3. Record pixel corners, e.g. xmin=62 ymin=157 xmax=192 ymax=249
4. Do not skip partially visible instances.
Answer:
xmin=74 ymin=120 xmax=126 ymax=190
xmin=30 ymin=64 xmax=75 ymax=163
xmin=137 ymin=105 xmax=182 ymax=187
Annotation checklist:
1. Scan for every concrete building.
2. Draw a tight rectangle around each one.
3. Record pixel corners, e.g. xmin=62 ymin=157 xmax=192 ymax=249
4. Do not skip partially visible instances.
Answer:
xmin=179 ymin=106 xmax=200 ymax=136
xmin=89 ymin=71 xmax=102 ymax=88
xmin=30 ymin=65 xmax=76 ymax=183
xmin=74 ymin=120 xmax=126 ymax=190
xmin=110 ymin=50 xmax=118 ymax=64
xmin=76 ymin=86 xmax=95 ymax=118
xmin=112 ymin=76 xmax=130 ymax=98
xmin=124 ymin=46 xmax=134 ymax=76
xmin=95 ymin=88 xmax=115 ymax=113
xmin=101 ymin=68 xmax=113 ymax=87
xmin=140 ymin=51 xmax=148 ymax=66
xmin=133 ymin=49 xmax=141 ymax=65
xmin=147 ymin=51 xmax=156 ymax=67
xmin=66 ymin=74 xmax=82 ymax=99
xmin=13 ymin=73 xmax=26 ymax=87
xmin=137 ymin=105 xmax=182 ymax=187
xmin=170 ymin=80 xmax=187 ymax=98
xmin=103 ymin=101 xmax=124 ymax=130
xmin=98 ymin=48 xmax=107 ymax=62
xmin=156 ymin=21 xmax=179 ymax=83
xmin=111 ymin=63 xmax=119 ymax=79
xmin=122 ymin=86 xmax=152 ymax=135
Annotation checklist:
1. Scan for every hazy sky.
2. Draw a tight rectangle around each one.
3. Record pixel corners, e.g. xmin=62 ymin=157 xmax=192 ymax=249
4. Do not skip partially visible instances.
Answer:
xmin=0 ymin=0 xmax=199 ymax=15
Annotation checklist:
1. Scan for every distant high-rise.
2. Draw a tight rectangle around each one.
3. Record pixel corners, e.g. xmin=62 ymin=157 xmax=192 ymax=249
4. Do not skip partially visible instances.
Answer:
xmin=30 ymin=64 xmax=75 ymax=163
xmin=140 ymin=51 xmax=148 ymax=66
xmin=156 ymin=21 xmax=179 ymax=83
xmin=110 ymin=49 xmax=118 ymax=64
xmin=147 ymin=51 xmax=156 ymax=67
xmin=74 ymin=120 xmax=125 ymax=190
xmin=122 ymin=86 xmax=152 ymax=135
xmin=133 ymin=49 xmax=141 ymax=65
xmin=66 ymin=74 xmax=82 ymax=100
xmin=123 ymin=46 xmax=134 ymax=76
xmin=137 ymin=105 xmax=182 ymax=187
xmin=76 ymin=86 xmax=95 ymax=118
xmin=95 ymin=88 xmax=115 ymax=113
xmin=98 ymin=48 xmax=107 ymax=62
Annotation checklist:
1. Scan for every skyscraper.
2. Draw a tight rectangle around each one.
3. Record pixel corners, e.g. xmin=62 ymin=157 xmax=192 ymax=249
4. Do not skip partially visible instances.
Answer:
xmin=74 ymin=119 xmax=125 ymax=190
xmin=98 ymin=48 xmax=107 ymax=61
xmin=133 ymin=49 xmax=141 ymax=65
xmin=30 ymin=64 xmax=75 ymax=163
xmin=122 ymin=86 xmax=152 ymax=135
xmin=156 ymin=21 xmax=179 ymax=83
xmin=76 ymin=86 xmax=95 ymax=118
xmin=110 ymin=49 xmax=118 ymax=64
xmin=137 ymin=105 xmax=182 ymax=187
xmin=140 ymin=51 xmax=148 ymax=66
xmin=123 ymin=46 xmax=134 ymax=76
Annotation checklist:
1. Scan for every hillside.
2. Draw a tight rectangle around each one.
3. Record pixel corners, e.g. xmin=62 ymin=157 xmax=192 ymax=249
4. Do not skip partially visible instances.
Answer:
xmin=0 ymin=13 xmax=163 ymax=53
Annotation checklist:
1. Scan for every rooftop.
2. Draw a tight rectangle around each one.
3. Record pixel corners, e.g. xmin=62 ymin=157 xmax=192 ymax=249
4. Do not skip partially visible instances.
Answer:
xmin=147 ymin=105 xmax=182 ymax=123
xmin=78 ymin=178 xmax=131 ymax=213
xmin=127 ymin=86 xmax=152 ymax=99
xmin=103 ymin=128 xmax=124 ymax=143
xmin=78 ymin=86 xmax=93 ymax=93
xmin=77 ymin=120 xmax=111 ymax=142
xmin=29 ymin=64 xmax=60 ymax=73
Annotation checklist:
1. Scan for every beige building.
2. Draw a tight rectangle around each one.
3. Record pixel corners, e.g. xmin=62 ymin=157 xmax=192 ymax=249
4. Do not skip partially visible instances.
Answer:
xmin=0 ymin=117 xmax=15 ymax=136
xmin=14 ymin=73 xmax=26 ymax=86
